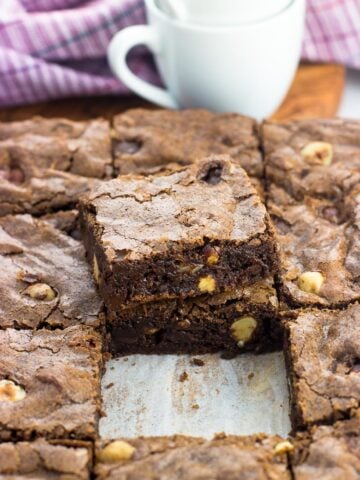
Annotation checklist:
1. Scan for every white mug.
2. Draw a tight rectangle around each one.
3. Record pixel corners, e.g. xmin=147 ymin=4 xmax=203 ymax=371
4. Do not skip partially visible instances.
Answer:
xmin=157 ymin=0 xmax=293 ymax=25
xmin=108 ymin=0 xmax=305 ymax=119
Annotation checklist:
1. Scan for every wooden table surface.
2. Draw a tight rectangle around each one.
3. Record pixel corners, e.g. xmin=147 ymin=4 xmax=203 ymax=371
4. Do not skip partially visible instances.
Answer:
xmin=0 ymin=63 xmax=345 ymax=123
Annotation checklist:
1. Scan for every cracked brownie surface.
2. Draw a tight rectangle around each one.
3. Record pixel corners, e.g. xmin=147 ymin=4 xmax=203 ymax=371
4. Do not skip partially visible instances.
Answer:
xmin=108 ymin=278 xmax=281 ymax=356
xmin=291 ymin=416 xmax=360 ymax=480
xmin=0 ymin=439 xmax=91 ymax=479
xmin=0 ymin=117 xmax=112 ymax=216
xmin=263 ymin=119 xmax=360 ymax=308
xmin=0 ymin=325 xmax=103 ymax=441
xmin=80 ymin=155 xmax=279 ymax=308
xmin=112 ymin=109 xmax=263 ymax=180
xmin=0 ymin=214 xmax=102 ymax=330
xmin=285 ymin=303 xmax=360 ymax=427
xmin=95 ymin=434 xmax=290 ymax=480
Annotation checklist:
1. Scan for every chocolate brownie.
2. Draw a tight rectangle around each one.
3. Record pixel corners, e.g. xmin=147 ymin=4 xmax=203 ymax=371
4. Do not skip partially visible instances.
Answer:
xmin=95 ymin=434 xmax=290 ymax=480
xmin=80 ymin=155 xmax=279 ymax=308
xmin=41 ymin=209 xmax=81 ymax=240
xmin=107 ymin=278 xmax=281 ymax=356
xmin=284 ymin=303 xmax=360 ymax=428
xmin=263 ymin=119 xmax=360 ymax=308
xmin=291 ymin=417 xmax=360 ymax=479
xmin=0 ymin=214 xmax=103 ymax=330
xmin=0 ymin=325 xmax=102 ymax=441
xmin=112 ymin=109 xmax=262 ymax=179
xmin=0 ymin=117 xmax=112 ymax=216
xmin=0 ymin=439 xmax=92 ymax=479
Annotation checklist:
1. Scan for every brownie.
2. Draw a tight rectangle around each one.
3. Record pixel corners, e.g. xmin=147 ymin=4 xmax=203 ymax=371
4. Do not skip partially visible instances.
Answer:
xmin=0 ymin=439 xmax=92 ymax=479
xmin=263 ymin=119 xmax=360 ymax=308
xmin=95 ymin=434 xmax=290 ymax=480
xmin=41 ymin=209 xmax=81 ymax=240
xmin=112 ymin=109 xmax=262 ymax=179
xmin=79 ymin=155 xmax=279 ymax=308
xmin=107 ymin=278 xmax=281 ymax=356
xmin=0 ymin=214 xmax=103 ymax=330
xmin=284 ymin=303 xmax=360 ymax=428
xmin=291 ymin=417 xmax=360 ymax=479
xmin=0 ymin=117 xmax=112 ymax=216
xmin=0 ymin=325 xmax=102 ymax=441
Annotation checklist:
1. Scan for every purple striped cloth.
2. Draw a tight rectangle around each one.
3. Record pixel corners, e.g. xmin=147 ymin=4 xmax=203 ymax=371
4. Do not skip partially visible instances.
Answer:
xmin=0 ymin=0 xmax=359 ymax=107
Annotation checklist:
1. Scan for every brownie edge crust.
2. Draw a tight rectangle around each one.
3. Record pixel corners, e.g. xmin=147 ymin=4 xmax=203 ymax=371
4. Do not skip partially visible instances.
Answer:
xmin=79 ymin=155 xmax=279 ymax=308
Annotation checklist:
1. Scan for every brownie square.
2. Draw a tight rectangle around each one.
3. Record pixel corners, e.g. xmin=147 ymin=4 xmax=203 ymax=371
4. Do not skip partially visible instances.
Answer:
xmin=291 ymin=417 xmax=360 ymax=480
xmin=112 ymin=109 xmax=263 ymax=180
xmin=263 ymin=119 xmax=360 ymax=308
xmin=79 ymin=155 xmax=279 ymax=308
xmin=284 ymin=303 xmax=360 ymax=428
xmin=0 ymin=214 xmax=103 ymax=330
xmin=0 ymin=117 xmax=112 ymax=216
xmin=0 ymin=325 xmax=103 ymax=441
xmin=95 ymin=434 xmax=290 ymax=480
xmin=0 ymin=439 xmax=92 ymax=479
xmin=107 ymin=278 xmax=281 ymax=356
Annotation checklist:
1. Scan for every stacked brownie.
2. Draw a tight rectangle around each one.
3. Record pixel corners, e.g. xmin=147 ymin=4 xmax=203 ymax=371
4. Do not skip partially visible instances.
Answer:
xmin=0 ymin=111 xmax=360 ymax=479
xmin=79 ymin=154 xmax=280 ymax=356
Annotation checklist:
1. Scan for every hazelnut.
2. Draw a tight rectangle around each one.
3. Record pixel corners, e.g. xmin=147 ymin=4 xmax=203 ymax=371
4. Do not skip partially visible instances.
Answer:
xmin=198 ymin=275 xmax=216 ymax=293
xmin=301 ymin=141 xmax=333 ymax=166
xmin=97 ymin=440 xmax=136 ymax=463
xmin=298 ymin=271 xmax=324 ymax=294
xmin=230 ymin=316 xmax=257 ymax=347
xmin=24 ymin=283 xmax=57 ymax=301
xmin=203 ymin=245 xmax=220 ymax=265
xmin=93 ymin=254 xmax=100 ymax=284
xmin=0 ymin=380 xmax=26 ymax=402
xmin=144 ymin=327 xmax=160 ymax=335
xmin=176 ymin=319 xmax=191 ymax=330
xmin=274 ymin=440 xmax=294 ymax=455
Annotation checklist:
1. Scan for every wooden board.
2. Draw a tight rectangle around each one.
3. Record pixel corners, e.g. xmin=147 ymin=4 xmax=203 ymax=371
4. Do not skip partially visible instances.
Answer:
xmin=0 ymin=63 xmax=345 ymax=122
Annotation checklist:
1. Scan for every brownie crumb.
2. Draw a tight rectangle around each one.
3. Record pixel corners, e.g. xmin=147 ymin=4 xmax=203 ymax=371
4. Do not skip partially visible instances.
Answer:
xmin=248 ymin=372 xmax=255 ymax=380
xmin=192 ymin=358 xmax=205 ymax=367
xmin=179 ymin=372 xmax=189 ymax=382
xmin=105 ymin=383 xmax=114 ymax=390
xmin=192 ymin=404 xmax=200 ymax=410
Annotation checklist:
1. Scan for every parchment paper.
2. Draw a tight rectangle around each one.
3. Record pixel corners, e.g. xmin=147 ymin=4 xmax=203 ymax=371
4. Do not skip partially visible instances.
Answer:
xmin=100 ymin=351 xmax=290 ymax=439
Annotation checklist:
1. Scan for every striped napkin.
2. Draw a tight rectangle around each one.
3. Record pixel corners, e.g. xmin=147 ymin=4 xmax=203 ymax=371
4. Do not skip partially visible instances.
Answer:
xmin=0 ymin=0 xmax=359 ymax=107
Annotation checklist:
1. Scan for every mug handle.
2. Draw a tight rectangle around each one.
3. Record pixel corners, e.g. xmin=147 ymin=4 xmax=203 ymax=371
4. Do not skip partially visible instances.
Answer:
xmin=107 ymin=25 xmax=178 ymax=108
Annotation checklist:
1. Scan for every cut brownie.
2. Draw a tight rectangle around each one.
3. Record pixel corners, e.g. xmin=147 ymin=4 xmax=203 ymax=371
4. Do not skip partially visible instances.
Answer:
xmin=0 ymin=214 xmax=103 ymax=329
xmin=291 ymin=417 xmax=360 ymax=480
xmin=107 ymin=278 xmax=281 ymax=356
xmin=79 ymin=155 xmax=279 ymax=308
xmin=0 ymin=117 xmax=112 ymax=216
xmin=284 ymin=303 xmax=360 ymax=428
xmin=263 ymin=119 xmax=360 ymax=308
xmin=0 ymin=439 xmax=92 ymax=479
xmin=112 ymin=109 xmax=262 ymax=179
xmin=0 ymin=325 xmax=102 ymax=441
xmin=95 ymin=434 xmax=290 ymax=480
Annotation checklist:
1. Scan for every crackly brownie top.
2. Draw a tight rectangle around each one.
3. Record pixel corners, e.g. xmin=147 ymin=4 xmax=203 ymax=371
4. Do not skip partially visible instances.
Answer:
xmin=0 ymin=117 xmax=112 ymax=215
xmin=286 ymin=303 xmax=360 ymax=425
xmin=81 ymin=155 xmax=271 ymax=261
xmin=0 ymin=325 xmax=102 ymax=440
xmin=0 ymin=116 xmax=112 ymax=179
xmin=95 ymin=434 xmax=289 ymax=480
xmin=0 ymin=439 xmax=91 ymax=479
xmin=263 ymin=119 xmax=360 ymax=307
xmin=292 ymin=417 xmax=360 ymax=480
xmin=0 ymin=214 xmax=102 ymax=329
xmin=112 ymin=109 xmax=262 ymax=178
